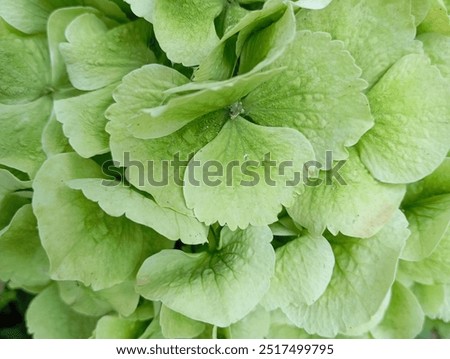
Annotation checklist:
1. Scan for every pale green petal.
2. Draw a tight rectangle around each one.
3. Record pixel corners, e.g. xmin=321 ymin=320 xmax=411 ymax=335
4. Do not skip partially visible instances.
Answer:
xmin=418 ymin=0 xmax=450 ymax=36
xmin=125 ymin=301 xmax=155 ymax=322
xmin=343 ymin=291 xmax=391 ymax=337
xmin=184 ymin=117 xmax=315 ymax=230
xmin=227 ymin=306 xmax=270 ymax=339
xmin=359 ymin=54 xmax=450 ymax=184
xmin=58 ymin=280 xmax=139 ymax=317
xmin=218 ymin=1 xmax=250 ymax=36
xmin=243 ymin=31 xmax=373 ymax=164
xmin=160 ymin=305 xmax=206 ymax=339
xmin=106 ymin=65 xmax=227 ymax=214
xmin=195 ymin=0 xmax=288 ymax=81
xmin=412 ymin=283 xmax=447 ymax=319
xmin=0 ymin=33 xmax=50 ymax=104
xmin=403 ymin=158 xmax=450 ymax=205
xmin=124 ymin=0 xmax=155 ymax=22
xmin=129 ymin=69 xmax=281 ymax=139
xmin=47 ymin=7 xmax=116 ymax=87
xmin=54 ymin=84 xmax=115 ymax=158
xmin=58 ymin=281 xmax=113 ymax=317
xmin=0 ymin=0 xmax=126 ymax=34
xmin=264 ymin=234 xmax=334 ymax=309
xmin=68 ymin=179 xmax=208 ymax=244
xmin=283 ymin=211 xmax=409 ymax=337
xmin=0 ymin=192 xmax=31 ymax=231
xmin=413 ymin=284 xmax=450 ymax=322
xmin=238 ymin=3 xmax=296 ymax=74
xmin=287 ymin=149 xmax=406 ymax=238
xmin=41 ymin=112 xmax=72 ymax=157
xmin=26 ymin=284 xmax=97 ymax=339
xmin=292 ymin=0 xmax=332 ymax=10
xmin=296 ymin=0 xmax=419 ymax=86
xmin=0 ymin=97 xmax=52 ymax=176
xmin=139 ymin=315 xmax=164 ymax=339
xmin=267 ymin=309 xmax=322 ymax=339
xmin=127 ymin=0 xmax=223 ymax=66
xmin=400 ymin=228 xmax=450 ymax=285
xmin=60 ymin=16 xmax=155 ymax=91
xmin=32 ymin=153 xmax=165 ymax=290
xmin=136 ymin=226 xmax=275 ymax=327
xmin=412 ymin=0 xmax=433 ymax=25
xmin=94 ymin=315 xmax=147 ymax=339
xmin=192 ymin=38 xmax=239 ymax=82
xmin=268 ymin=216 xmax=301 ymax=237
xmin=419 ymin=32 xmax=450 ymax=80
xmin=0 ymin=0 xmax=75 ymax=34
xmin=0 ymin=204 xmax=50 ymax=289
xmin=401 ymin=195 xmax=450 ymax=261
xmin=0 ymin=168 xmax=30 ymax=201
xmin=371 ymin=282 xmax=424 ymax=339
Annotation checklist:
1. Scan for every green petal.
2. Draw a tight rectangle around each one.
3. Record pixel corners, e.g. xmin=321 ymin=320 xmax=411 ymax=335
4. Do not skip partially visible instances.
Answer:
xmin=47 ymin=7 xmax=115 ymax=87
xmin=216 ymin=0 xmax=250 ymax=37
xmin=267 ymin=309 xmax=322 ymax=339
xmin=0 ymin=97 xmax=52 ymax=176
xmin=0 ymin=0 xmax=126 ymax=34
xmin=184 ymin=117 xmax=315 ymax=230
xmin=0 ymin=33 xmax=50 ymax=104
xmin=41 ymin=112 xmax=72 ymax=157
xmin=283 ymin=211 xmax=409 ymax=337
xmin=0 ymin=0 xmax=74 ymax=34
xmin=403 ymin=158 xmax=450 ymax=205
xmin=136 ymin=226 xmax=275 ymax=327
xmin=127 ymin=0 xmax=223 ymax=66
xmin=68 ymin=179 xmax=208 ymax=244
xmin=343 ymin=291 xmax=391 ymax=337
xmin=94 ymin=315 xmax=147 ymax=339
xmin=109 ymin=110 xmax=228 ymax=215
xmin=418 ymin=0 xmax=450 ymax=36
xmin=124 ymin=0 xmax=155 ymax=22
xmin=160 ymin=305 xmax=206 ymax=339
xmin=400 ymin=228 xmax=450 ymax=285
xmin=413 ymin=283 xmax=449 ymax=321
xmin=54 ymin=84 xmax=114 ymax=158
xmin=129 ymin=69 xmax=281 ymax=139
xmin=0 ymin=168 xmax=30 ymax=201
xmin=292 ymin=0 xmax=333 ymax=10
xmin=0 ymin=204 xmax=50 ymax=289
xmin=263 ymin=234 xmax=334 ymax=309
xmin=139 ymin=314 xmax=164 ymax=339
xmin=419 ymin=32 xmax=450 ymax=81
xmin=125 ymin=301 xmax=155 ymax=322
xmin=296 ymin=0 xmax=419 ymax=86
xmin=227 ymin=306 xmax=270 ymax=339
xmin=412 ymin=0 xmax=433 ymax=25
xmin=287 ymin=148 xmax=406 ymax=238
xmin=243 ymin=31 xmax=373 ymax=164
xmin=58 ymin=280 xmax=139 ymax=317
xmin=401 ymin=195 xmax=450 ymax=261
xmin=194 ymin=0 xmax=289 ymax=81
xmin=0 ymin=193 xmax=31 ymax=231
xmin=60 ymin=16 xmax=155 ymax=91
xmin=370 ymin=282 xmax=424 ymax=339
xmin=32 ymin=153 xmax=165 ymax=290
xmin=359 ymin=54 xmax=450 ymax=184
xmin=106 ymin=64 xmax=227 ymax=214
xmin=238 ymin=3 xmax=296 ymax=74
xmin=26 ymin=284 xmax=97 ymax=339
